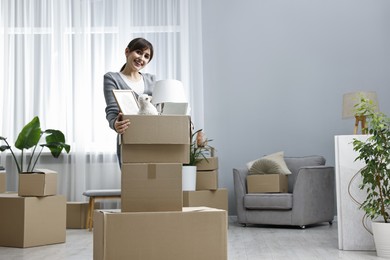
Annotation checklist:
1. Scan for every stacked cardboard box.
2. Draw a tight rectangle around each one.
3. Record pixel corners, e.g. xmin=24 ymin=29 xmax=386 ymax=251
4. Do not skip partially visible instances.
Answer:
xmin=196 ymin=157 xmax=219 ymax=190
xmin=0 ymin=181 xmax=66 ymax=248
xmin=183 ymin=156 xmax=229 ymax=211
xmin=120 ymin=115 xmax=190 ymax=212
xmin=93 ymin=114 xmax=228 ymax=259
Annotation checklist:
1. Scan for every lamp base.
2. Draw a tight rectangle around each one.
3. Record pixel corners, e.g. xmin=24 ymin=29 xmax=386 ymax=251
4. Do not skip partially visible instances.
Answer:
xmin=354 ymin=115 xmax=367 ymax=134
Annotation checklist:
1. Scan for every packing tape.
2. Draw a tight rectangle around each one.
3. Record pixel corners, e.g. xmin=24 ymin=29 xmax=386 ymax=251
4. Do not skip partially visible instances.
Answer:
xmin=147 ymin=164 xmax=157 ymax=179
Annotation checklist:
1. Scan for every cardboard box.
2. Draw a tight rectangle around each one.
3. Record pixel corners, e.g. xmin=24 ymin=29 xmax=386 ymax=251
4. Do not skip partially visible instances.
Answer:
xmin=67 ymin=201 xmax=100 ymax=229
xmin=183 ymin=189 xmax=228 ymax=211
xmin=0 ymin=193 xmax=66 ymax=248
xmin=18 ymin=169 xmax=57 ymax=197
xmin=121 ymin=163 xmax=182 ymax=212
xmin=121 ymin=115 xmax=190 ymax=163
xmin=196 ymin=170 xmax=218 ymax=190
xmin=0 ymin=171 xmax=6 ymax=193
xmin=93 ymin=207 xmax=227 ymax=260
xmin=196 ymin=157 xmax=219 ymax=171
xmin=122 ymin=144 xmax=189 ymax=163
xmin=247 ymin=174 xmax=288 ymax=193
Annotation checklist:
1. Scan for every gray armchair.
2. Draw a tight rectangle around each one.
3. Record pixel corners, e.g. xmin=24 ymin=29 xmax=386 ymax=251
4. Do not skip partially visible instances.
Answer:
xmin=233 ymin=155 xmax=335 ymax=228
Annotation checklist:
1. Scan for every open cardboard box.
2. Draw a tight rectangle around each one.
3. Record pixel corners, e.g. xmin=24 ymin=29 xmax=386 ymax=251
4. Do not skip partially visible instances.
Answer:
xmin=121 ymin=115 xmax=190 ymax=163
xmin=113 ymin=90 xmax=191 ymax=164
xmin=18 ymin=169 xmax=57 ymax=197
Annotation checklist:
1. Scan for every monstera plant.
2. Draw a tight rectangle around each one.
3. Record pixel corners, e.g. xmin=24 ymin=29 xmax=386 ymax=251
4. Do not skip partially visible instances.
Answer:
xmin=0 ymin=116 xmax=71 ymax=173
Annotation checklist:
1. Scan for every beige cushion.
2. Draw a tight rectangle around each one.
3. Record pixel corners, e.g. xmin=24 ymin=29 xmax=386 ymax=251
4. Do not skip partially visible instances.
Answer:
xmin=247 ymin=151 xmax=292 ymax=175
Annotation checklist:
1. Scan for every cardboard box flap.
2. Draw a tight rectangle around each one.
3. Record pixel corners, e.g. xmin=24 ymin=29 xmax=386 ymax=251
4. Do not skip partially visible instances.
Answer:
xmin=121 ymin=115 xmax=190 ymax=144
xmin=20 ymin=169 xmax=57 ymax=175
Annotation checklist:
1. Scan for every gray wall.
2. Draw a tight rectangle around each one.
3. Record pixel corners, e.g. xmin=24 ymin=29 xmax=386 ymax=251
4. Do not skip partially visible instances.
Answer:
xmin=201 ymin=0 xmax=390 ymax=215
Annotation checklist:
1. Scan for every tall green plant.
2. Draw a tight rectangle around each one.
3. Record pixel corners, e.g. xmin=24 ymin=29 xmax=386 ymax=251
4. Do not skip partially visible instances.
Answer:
xmin=352 ymin=97 xmax=390 ymax=223
xmin=0 ymin=116 xmax=71 ymax=173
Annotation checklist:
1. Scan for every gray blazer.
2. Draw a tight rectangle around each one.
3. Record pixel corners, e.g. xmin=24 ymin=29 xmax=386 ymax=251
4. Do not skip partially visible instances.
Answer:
xmin=103 ymin=71 xmax=156 ymax=165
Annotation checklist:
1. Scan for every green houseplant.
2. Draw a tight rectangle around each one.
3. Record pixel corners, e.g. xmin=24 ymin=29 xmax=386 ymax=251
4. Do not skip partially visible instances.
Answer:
xmin=0 ymin=116 xmax=71 ymax=173
xmin=352 ymin=96 xmax=390 ymax=257
xmin=187 ymin=129 xmax=214 ymax=166
xmin=182 ymin=128 xmax=214 ymax=191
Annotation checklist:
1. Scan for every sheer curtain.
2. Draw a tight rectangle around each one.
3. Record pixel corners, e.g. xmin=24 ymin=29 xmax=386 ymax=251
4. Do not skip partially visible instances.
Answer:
xmin=0 ymin=0 xmax=203 ymax=201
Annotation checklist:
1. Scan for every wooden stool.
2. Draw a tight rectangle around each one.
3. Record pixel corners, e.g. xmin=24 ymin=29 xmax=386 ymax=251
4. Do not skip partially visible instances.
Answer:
xmin=82 ymin=189 xmax=121 ymax=231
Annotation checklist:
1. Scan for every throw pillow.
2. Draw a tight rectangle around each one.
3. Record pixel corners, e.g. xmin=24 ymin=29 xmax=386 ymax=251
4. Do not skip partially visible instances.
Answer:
xmin=247 ymin=151 xmax=292 ymax=175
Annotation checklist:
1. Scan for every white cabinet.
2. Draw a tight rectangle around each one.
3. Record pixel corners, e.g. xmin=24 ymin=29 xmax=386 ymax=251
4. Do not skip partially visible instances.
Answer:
xmin=335 ymin=135 xmax=375 ymax=250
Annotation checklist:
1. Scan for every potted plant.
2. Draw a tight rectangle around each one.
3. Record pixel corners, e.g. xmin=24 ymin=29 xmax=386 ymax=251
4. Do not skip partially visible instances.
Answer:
xmin=352 ymin=97 xmax=390 ymax=257
xmin=182 ymin=128 xmax=213 ymax=191
xmin=0 ymin=116 xmax=70 ymax=196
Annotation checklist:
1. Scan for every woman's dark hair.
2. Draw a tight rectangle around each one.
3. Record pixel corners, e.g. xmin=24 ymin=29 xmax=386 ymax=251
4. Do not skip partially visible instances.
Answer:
xmin=120 ymin=38 xmax=154 ymax=71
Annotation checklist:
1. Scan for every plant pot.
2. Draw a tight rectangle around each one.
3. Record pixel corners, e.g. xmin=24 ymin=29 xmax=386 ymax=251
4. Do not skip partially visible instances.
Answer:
xmin=372 ymin=221 xmax=390 ymax=258
xmin=182 ymin=166 xmax=196 ymax=191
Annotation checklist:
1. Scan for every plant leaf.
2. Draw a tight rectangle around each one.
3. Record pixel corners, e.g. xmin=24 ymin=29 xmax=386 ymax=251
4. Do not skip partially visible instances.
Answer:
xmin=42 ymin=130 xmax=71 ymax=158
xmin=45 ymin=129 xmax=65 ymax=143
xmin=15 ymin=116 xmax=41 ymax=150
xmin=0 ymin=145 xmax=10 ymax=151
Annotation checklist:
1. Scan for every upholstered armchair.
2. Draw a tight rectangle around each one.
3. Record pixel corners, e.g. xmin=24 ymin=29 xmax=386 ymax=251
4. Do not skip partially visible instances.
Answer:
xmin=233 ymin=155 xmax=335 ymax=228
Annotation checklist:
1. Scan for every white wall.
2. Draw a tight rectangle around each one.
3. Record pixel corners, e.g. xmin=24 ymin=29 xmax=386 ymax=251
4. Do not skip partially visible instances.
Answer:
xmin=201 ymin=0 xmax=390 ymax=215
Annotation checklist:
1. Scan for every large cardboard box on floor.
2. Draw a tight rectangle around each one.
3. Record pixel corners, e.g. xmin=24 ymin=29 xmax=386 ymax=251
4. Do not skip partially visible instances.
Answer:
xmin=247 ymin=174 xmax=288 ymax=193
xmin=0 ymin=193 xmax=66 ymax=248
xmin=196 ymin=170 xmax=218 ymax=190
xmin=183 ymin=189 xmax=228 ymax=211
xmin=121 ymin=163 xmax=182 ymax=212
xmin=18 ymin=169 xmax=57 ymax=197
xmin=93 ymin=207 xmax=227 ymax=260
xmin=0 ymin=170 xmax=6 ymax=193
xmin=196 ymin=157 xmax=219 ymax=171
xmin=121 ymin=115 xmax=190 ymax=163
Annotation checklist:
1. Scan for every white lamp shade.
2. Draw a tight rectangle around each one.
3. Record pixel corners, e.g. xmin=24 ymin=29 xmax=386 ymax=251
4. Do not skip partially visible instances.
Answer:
xmin=342 ymin=91 xmax=379 ymax=119
xmin=152 ymin=79 xmax=187 ymax=105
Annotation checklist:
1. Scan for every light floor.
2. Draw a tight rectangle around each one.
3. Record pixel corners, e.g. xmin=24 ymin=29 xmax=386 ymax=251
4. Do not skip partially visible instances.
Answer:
xmin=0 ymin=217 xmax=385 ymax=260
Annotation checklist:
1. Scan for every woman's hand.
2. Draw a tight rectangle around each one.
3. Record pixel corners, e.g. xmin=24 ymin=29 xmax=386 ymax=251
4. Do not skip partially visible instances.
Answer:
xmin=114 ymin=112 xmax=130 ymax=134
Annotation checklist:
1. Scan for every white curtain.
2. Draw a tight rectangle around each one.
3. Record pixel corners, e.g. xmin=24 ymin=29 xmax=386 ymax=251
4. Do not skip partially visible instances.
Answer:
xmin=0 ymin=0 xmax=204 ymax=201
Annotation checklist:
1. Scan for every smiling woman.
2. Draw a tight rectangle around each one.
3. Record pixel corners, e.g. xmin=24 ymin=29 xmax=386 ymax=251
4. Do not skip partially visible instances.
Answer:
xmin=0 ymin=0 xmax=204 ymax=201
xmin=103 ymin=37 xmax=156 ymax=166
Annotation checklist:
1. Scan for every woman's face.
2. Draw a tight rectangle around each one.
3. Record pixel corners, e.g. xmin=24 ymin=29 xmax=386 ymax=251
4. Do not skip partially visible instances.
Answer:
xmin=126 ymin=48 xmax=151 ymax=71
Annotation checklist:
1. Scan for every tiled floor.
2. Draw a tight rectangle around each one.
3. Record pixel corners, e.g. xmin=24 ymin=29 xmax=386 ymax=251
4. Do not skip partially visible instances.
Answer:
xmin=0 ymin=217 xmax=385 ymax=260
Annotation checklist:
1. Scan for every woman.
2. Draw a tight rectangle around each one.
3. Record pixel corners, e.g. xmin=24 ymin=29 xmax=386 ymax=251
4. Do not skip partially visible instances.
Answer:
xmin=103 ymin=37 xmax=156 ymax=165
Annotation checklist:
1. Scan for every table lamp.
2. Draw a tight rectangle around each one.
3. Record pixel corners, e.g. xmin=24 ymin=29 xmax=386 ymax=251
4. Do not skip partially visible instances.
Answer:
xmin=152 ymin=79 xmax=188 ymax=114
xmin=342 ymin=91 xmax=379 ymax=134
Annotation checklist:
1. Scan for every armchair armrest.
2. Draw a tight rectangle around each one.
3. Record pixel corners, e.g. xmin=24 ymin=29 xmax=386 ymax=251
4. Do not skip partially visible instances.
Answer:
xmin=233 ymin=168 xmax=249 ymax=223
xmin=291 ymin=166 xmax=335 ymax=225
